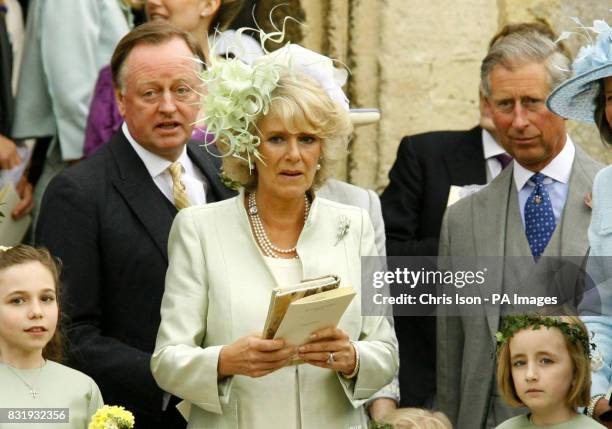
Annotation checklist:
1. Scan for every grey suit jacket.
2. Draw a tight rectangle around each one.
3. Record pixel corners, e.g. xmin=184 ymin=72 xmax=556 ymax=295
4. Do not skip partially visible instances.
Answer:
xmin=436 ymin=145 xmax=602 ymax=429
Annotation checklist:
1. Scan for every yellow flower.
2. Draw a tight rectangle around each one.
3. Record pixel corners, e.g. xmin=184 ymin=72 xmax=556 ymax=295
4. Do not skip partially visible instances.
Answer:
xmin=88 ymin=405 xmax=135 ymax=429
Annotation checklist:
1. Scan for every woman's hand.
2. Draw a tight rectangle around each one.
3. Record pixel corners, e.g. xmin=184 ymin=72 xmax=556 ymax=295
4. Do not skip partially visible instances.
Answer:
xmin=12 ymin=175 xmax=34 ymax=219
xmin=218 ymin=334 xmax=297 ymax=379
xmin=0 ymin=135 xmax=21 ymax=170
xmin=298 ymin=327 xmax=357 ymax=375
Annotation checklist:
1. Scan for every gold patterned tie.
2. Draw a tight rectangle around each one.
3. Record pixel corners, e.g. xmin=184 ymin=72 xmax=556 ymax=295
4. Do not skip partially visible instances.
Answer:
xmin=168 ymin=162 xmax=192 ymax=210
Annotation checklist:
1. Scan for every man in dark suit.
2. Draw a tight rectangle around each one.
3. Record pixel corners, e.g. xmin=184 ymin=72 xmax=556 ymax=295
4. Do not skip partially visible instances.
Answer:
xmin=36 ymin=22 xmax=234 ymax=428
xmin=382 ymin=122 xmax=496 ymax=258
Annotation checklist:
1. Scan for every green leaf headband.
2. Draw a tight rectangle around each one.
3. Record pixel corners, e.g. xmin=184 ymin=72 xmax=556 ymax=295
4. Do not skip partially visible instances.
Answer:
xmin=495 ymin=314 xmax=594 ymax=359
xmin=196 ymin=24 xmax=349 ymax=173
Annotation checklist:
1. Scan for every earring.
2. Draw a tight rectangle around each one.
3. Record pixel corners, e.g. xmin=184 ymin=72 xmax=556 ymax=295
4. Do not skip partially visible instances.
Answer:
xmin=316 ymin=163 xmax=321 ymax=171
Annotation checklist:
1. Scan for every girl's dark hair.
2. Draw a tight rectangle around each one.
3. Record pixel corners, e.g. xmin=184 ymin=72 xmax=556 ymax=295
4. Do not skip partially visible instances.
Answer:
xmin=594 ymin=79 xmax=612 ymax=146
xmin=0 ymin=245 xmax=64 ymax=362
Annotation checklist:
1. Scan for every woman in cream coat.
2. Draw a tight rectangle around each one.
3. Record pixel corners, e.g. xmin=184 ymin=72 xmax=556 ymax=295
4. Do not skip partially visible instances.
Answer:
xmin=151 ymin=48 xmax=398 ymax=428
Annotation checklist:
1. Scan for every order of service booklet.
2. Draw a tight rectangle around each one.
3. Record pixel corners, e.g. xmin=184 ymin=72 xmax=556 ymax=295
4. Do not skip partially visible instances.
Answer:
xmin=262 ymin=274 xmax=357 ymax=346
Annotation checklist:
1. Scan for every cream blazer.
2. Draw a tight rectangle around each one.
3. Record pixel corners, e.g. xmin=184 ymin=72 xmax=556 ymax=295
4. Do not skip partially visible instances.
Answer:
xmin=151 ymin=192 xmax=398 ymax=429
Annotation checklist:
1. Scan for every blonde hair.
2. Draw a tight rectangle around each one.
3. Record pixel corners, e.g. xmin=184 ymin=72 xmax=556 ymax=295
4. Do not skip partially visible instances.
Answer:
xmin=381 ymin=408 xmax=452 ymax=429
xmin=221 ymin=72 xmax=352 ymax=191
xmin=496 ymin=315 xmax=591 ymax=409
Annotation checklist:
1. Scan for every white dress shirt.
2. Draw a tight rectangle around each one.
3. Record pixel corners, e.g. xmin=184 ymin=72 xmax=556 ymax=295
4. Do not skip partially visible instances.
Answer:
xmin=513 ymin=134 xmax=575 ymax=227
xmin=122 ymin=123 xmax=207 ymax=206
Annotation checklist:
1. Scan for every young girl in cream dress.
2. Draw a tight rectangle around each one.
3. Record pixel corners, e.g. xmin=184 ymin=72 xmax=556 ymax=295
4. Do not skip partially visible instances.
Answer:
xmin=0 ymin=245 xmax=103 ymax=428
xmin=495 ymin=315 xmax=604 ymax=428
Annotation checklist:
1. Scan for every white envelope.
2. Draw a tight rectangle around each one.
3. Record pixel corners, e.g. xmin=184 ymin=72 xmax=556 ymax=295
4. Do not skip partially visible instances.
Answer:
xmin=447 ymin=184 xmax=488 ymax=207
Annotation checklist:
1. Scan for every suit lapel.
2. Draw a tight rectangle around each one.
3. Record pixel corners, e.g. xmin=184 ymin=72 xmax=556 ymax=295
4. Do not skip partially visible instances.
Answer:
xmin=109 ymin=132 xmax=176 ymax=262
xmin=472 ymin=166 xmax=513 ymax=338
xmin=472 ymin=165 xmax=512 ymax=257
xmin=558 ymin=147 xmax=594 ymax=256
xmin=443 ymin=126 xmax=487 ymax=185
xmin=187 ymin=141 xmax=236 ymax=202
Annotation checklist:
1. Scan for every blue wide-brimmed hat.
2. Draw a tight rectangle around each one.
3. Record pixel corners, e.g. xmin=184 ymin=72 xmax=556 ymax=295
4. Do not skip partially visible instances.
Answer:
xmin=547 ymin=19 xmax=612 ymax=123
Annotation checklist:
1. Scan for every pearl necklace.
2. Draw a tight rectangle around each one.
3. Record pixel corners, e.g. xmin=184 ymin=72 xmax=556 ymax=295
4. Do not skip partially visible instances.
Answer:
xmin=248 ymin=191 xmax=310 ymax=258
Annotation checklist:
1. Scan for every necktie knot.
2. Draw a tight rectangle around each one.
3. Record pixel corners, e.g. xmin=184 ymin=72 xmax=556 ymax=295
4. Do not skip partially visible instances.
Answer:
xmin=169 ymin=162 xmax=183 ymax=183
xmin=531 ymin=172 xmax=546 ymax=186
xmin=168 ymin=162 xmax=191 ymax=210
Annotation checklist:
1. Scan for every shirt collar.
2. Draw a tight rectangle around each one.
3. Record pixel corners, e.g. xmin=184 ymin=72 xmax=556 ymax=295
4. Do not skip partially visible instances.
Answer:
xmin=122 ymin=122 xmax=188 ymax=178
xmin=513 ymin=134 xmax=575 ymax=190
xmin=482 ymin=129 xmax=506 ymax=159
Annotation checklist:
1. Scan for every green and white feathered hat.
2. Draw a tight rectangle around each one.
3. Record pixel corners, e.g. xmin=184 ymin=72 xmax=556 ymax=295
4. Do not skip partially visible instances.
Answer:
xmin=197 ymin=28 xmax=375 ymax=171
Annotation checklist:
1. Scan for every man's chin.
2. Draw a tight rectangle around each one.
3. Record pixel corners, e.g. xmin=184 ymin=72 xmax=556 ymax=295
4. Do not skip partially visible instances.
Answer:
xmin=514 ymin=153 xmax=551 ymax=170
xmin=153 ymin=135 xmax=188 ymax=149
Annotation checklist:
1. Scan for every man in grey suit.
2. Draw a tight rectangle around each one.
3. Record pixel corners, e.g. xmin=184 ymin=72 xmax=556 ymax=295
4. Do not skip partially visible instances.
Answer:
xmin=436 ymin=30 xmax=603 ymax=428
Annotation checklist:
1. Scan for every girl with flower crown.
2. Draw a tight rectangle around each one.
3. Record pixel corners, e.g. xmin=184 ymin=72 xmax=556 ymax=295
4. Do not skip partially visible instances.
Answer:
xmin=0 ymin=245 xmax=103 ymax=428
xmin=547 ymin=18 xmax=612 ymax=427
xmin=150 ymin=42 xmax=398 ymax=428
xmin=494 ymin=314 xmax=604 ymax=428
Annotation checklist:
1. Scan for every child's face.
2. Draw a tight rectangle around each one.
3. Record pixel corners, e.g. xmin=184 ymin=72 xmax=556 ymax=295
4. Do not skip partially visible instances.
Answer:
xmin=0 ymin=262 xmax=58 ymax=360
xmin=509 ymin=327 xmax=574 ymax=415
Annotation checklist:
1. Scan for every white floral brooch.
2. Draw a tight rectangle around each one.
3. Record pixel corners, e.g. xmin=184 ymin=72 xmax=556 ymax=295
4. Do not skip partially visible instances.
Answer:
xmin=335 ymin=215 xmax=351 ymax=246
